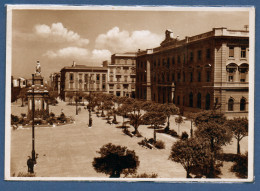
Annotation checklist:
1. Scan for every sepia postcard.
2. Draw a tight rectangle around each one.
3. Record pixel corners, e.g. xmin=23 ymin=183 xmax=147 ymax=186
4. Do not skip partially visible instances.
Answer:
xmin=5 ymin=5 xmax=255 ymax=182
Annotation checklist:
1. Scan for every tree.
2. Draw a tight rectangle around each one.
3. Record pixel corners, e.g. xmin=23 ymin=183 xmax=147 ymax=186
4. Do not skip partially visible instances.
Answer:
xmin=129 ymin=113 xmax=143 ymax=135
xmin=66 ymin=92 xmax=74 ymax=104
xmin=116 ymin=104 xmax=133 ymax=128
xmin=194 ymin=110 xmax=226 ymax=126
xmin=18 ymin=88 xmax=28 ymax=107
xmin=175 ymin=115 xmax=184 ymax=134
xmin=169 ymin=138 xmax=211 ymax=178
xmin=161 ymin=103 xmax=179 ymax=132
xmin=226 ymin=117 xmax=248 ymax=154
xmin=48 ymin=90 xmax=59 ymax=105
xmin=195 ymin=121 xmax=232 ymax=177
xmin=92 ymin=143 xmax=140 ymax=178
xmin=142 ymin=111 xmax=166 ymax=142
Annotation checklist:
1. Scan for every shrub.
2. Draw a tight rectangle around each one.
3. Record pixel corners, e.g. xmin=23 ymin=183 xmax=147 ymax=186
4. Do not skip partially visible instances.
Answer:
xmin=154 ymin=140 xmax=165 ymax=149
xmin=132 ymin=173 xmax=158 ymax=178
xmin=17 ymin=172 xmax=36 ymax=177
xmin=167 ymin=129 xmax=179 ymax=138
xmin=123 ymin=128 xmax=133 ymax=137
xmin=230 ymin=153 xmax=248 ymax=178
xmin=11 ymin=114 xmax=19 ymax=125
xmin=181 ymin=131 xmax=189 ymax=140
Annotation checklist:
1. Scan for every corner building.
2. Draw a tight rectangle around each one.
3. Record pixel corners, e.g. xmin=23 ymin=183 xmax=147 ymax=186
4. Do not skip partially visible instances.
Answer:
xmin=60 ymin=62 xmax=107 ymax=101
xmin=107 ymin=53 xmax=137 ymax=97
xmin=136 ymin=28 xmax=249 ymax=118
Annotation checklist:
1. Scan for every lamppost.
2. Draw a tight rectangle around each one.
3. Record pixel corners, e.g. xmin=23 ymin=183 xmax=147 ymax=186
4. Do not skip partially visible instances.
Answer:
xmin=31 ymin=74 xmax=36 ymax=164
xmin=88 ymin=75 xmax=93 ymax=127
xmin=75 ymin=90 xmax=78 ymax=115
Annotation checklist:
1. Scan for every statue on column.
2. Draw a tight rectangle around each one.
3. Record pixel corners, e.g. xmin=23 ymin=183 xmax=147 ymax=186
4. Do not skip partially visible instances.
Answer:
xmin=35 ymin=61 xmax=41 ymax=76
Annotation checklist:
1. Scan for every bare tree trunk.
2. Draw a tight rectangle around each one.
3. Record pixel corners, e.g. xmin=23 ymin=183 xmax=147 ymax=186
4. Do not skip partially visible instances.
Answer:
xmin=237 ymin=138 xmax=240 ymax=155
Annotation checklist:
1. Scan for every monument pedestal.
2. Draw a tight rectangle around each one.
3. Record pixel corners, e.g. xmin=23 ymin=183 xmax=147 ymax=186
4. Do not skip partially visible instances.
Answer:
xmin=27 ymin=75 xmax=49 ymax=120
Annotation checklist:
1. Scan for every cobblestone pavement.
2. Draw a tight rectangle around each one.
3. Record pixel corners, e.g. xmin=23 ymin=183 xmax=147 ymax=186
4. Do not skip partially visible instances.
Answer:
xmin=10 ymin=101 xmax=248 ymax=178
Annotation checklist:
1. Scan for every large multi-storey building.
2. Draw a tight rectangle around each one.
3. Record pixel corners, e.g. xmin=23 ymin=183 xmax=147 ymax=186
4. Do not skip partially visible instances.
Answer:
xmin=60 ymin=62 xmax=107 ymax=101
xmin=136 ymin=28 xmax=249 ymax=118
xmin=107 ymin=53 xmax=137 ymax=97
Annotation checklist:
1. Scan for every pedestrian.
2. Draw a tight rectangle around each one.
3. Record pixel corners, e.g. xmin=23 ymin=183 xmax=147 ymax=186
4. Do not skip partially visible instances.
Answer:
xmin=27 ymin=156 xmax=34 ymax=173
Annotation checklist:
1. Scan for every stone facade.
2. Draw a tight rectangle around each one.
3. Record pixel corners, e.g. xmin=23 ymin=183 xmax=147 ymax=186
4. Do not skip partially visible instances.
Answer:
xmin=107 ymin=53 xmax=137 ymax=97
xmin=136 ymin=28 xmax=249 ymax=118
xmin=60 ymin=63 xmax=107 ymax=101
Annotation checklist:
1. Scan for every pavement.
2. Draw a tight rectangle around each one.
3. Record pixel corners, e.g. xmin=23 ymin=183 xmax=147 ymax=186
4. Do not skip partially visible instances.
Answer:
xmin=10 ymin=100 xmax=248 ymax=178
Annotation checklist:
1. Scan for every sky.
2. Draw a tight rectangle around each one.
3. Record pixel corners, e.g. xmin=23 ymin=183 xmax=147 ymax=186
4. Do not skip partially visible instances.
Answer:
xmin=10 ymin=7 xmax=250 ymax=80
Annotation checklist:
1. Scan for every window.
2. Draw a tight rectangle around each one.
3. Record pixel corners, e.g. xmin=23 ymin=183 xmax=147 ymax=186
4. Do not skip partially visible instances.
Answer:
xmin=228 ymin=98 xmax=234 ymax=111
xmin=183 ymin=54 xmax=186 ymax=64
xmin=206 ymin=93 xmax=211 ymax=110
xmin=190 ymin=52 xmax=193 ymax=61
xmin=229 ymin=47 xmax=234 ymax=57
xmin=189 ymin=92 xmax=193 ymax=107
xmin=167 ymin=73 xmax=170 ymax=82
xmin=177 ymin=96 xmax=180 ymax=105
xmin=206 ymin=49 xmax=211 ymax=59
xmin=177 ymin=55 xmax=181 ymax=64
xmin=172 ymin=57 xmax=175 ymax=66
xmin=228 ymin=76 xmax=234 ymax=82
xmin=177 ymin=72 xmax=181 ymax=82
xmin=109 ymin=84 xmax=114 ymax=89
xmin=96 ymin=74 xmax=100 ymax=81
xmin=197 ymin=93 xmax=201 ymax=108
xmin=240 ymin=98 xmax=246 ymax=111
xmin=124 ymin=76 xmax=128 ymax=82
xmin=158 ymin=59 xmax=160 ymax=66
xmin=197 ymin=50 xmax=202 ymax=60
xmin=198 ymin=71 xmax=201 ymax=82
xmin=241 ymin=47 xmax=246 ymax=58
xmin=190 ymin=72 xmax=193 ymax=82
xmin=183 ymin=72 xmax=185 ymax=82
xmin=206 ymin=71 xmax=211 ymax=82
xmin=117 ymin=77 xmax=120 ymax=82
xmin=102 ymin=84 xmax=106 ymax=90
xmin=172 ymin=73 xmax=175 ymax=82
xmin=183 ymin=96 xmax=185 ymax=106
xmin=167 ymin=58 xmax=170 ymax=68
xmin=70 ymin=73 xmax=74 ymax=81
xmin=84 ymin=74 xmax=88 ymax=83
xmin=102 ymin=74 xmax=106 ymax=82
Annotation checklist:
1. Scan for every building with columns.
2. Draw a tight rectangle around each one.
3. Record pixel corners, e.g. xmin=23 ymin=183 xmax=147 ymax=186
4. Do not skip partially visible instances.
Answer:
xmin=107 ymin=53 xmax=137 ymax=97
xmin=60 ymin=62 xmax=107 ymax=101
xmin=136 ymin=28 xmax=249 ymax=118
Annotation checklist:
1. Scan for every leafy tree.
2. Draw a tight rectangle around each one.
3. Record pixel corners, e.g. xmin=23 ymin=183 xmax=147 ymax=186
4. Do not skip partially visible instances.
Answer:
xmin=117 ymin=104 xmax=133 ymax=128
xmin=195 ymin=121 xmax=232 ymax=178
xmin=175 ymin=115 xmax=184 ymax=134
xmin=231 ymin=152 xmax=248 ymax=178
xmin=194 ymin=110 xmax=226 ymax=126
xmin=48 ymin=90 xmax=59 ymax=105
xmin=92 ymin=143 xmax=140 ymax=178
xmin=66 ymin=92 xmax=74 ymax=104
xmin=161 ymin=103 xmax=179 ymax=131
xmin=142 ymin=111 xmax=166 ymax=142
xmin=226 ymin=117 xmax=248 ymax=154
xmin=169 ymin=138 xmax=211 ymax=178
xmin=18 ymin=88 xmax=28 ymax=107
